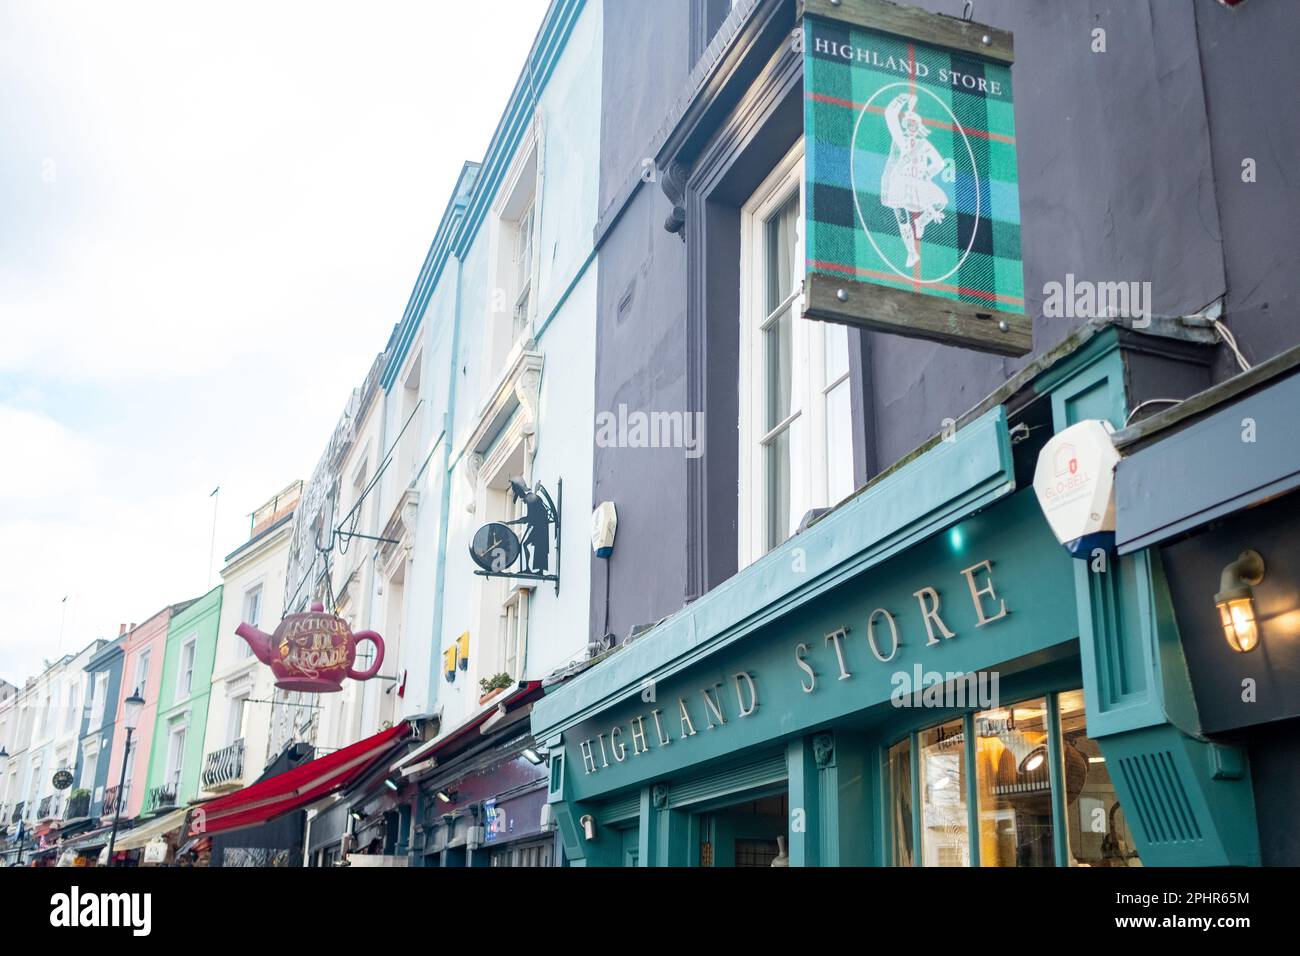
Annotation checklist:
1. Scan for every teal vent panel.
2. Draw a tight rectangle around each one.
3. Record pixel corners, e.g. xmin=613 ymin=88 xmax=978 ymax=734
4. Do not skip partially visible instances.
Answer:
xmin=600 ymin=793 xmax=641 ymax=824
xmin=1115 ymin=751 xmax=1202 ymax=845
xmin=1099 ymin=725 xmax=1260 ymax=866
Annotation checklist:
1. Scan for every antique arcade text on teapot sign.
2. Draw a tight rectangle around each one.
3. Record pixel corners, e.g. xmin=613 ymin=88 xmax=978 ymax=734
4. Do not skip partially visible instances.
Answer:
xmin=236 ymin=602 xmax=385 ymax=693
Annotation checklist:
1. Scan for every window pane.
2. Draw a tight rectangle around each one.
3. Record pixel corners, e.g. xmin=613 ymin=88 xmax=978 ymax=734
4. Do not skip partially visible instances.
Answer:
xmin=919 ymin=719 xmax=968 ymax=866
xmin=764 ymin=306 xmax=792 ymax=431
xmin=888 ymin=737 xmax=914 ymax=866
xmin=765 ymin=426 xmax=790 ymax=553
xmin=974 ymin=698 xmax=1055 ymax=867
xmin=825 ymin=379 xmax=853 ymax=503
xmin=1058 ymin=690 xmax=1142 ymax=866
xmin=824 ymin=322 xmax=849 ymax=382
xmin=765 ymin=193 xmax=799 ymax=314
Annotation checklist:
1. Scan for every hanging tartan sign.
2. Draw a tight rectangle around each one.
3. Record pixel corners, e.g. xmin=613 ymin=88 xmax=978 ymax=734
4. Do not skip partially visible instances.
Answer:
xmin=800 ymin=0 xmax=1029 ymax=356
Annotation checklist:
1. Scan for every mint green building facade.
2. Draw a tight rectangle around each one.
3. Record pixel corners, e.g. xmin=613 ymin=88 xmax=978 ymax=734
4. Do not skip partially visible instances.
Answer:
xmin=531 ymin=325 xmax=1262 ymax=868
xmin=142 ymin=586 xmax=223 ymax=815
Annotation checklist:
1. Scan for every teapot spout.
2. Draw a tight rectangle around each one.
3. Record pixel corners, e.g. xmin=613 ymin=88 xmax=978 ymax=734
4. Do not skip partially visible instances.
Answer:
xmin=235 ymin=622 xmax=275 ymax=665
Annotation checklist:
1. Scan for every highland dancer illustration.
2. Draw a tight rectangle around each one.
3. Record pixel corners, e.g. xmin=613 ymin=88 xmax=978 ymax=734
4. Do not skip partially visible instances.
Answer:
xmin=881 ymin=92 xmax=950 ymax=268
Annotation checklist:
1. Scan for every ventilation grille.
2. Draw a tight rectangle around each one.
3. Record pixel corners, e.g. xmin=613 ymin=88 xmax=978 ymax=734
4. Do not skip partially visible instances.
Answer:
xmin=601 ymin=793 xmax=640 ymax=824
xmin=1116 ymin=751 xmax=1202 ymax=845
xmin=667 ymin=751 xmax=787 ymax=809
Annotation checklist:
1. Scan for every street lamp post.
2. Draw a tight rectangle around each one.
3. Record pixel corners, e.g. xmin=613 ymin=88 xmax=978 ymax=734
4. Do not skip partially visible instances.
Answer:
xmin=106 ymin=689 xmax=145 ymax=867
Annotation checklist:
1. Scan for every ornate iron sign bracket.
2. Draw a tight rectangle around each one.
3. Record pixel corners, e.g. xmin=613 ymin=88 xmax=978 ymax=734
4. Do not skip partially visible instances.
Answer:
xmin=469 ymin=479 xmax=562 ymax=595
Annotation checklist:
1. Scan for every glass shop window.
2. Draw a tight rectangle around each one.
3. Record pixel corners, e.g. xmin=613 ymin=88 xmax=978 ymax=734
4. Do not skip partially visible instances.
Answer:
xmin=892 ymin=690 xmax=1142 ymax=867
xmin=919 ymin=719 xmax=969 ymax=866
xmin=887 ymin=737 xmax=913 ymax=866
xmin=1057 ymin=690 xmax=1142 ymax=867
xmin=974 ymin=698 xmax=1055 ymax=867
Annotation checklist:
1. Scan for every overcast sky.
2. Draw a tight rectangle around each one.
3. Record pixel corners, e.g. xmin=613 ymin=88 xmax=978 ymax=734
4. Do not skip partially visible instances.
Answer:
xmin=0 ymin=0 xmax=548 ymax=685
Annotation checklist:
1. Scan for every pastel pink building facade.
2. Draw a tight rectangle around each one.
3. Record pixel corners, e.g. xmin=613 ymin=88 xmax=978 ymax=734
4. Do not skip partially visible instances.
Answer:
xmin=102 ymin=601 xmax=192 ymax=819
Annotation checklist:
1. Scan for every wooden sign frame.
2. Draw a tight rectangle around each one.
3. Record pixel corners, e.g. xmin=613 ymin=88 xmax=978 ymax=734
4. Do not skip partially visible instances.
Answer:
xmin=799 ymin=0 xmax=1030 ymax=356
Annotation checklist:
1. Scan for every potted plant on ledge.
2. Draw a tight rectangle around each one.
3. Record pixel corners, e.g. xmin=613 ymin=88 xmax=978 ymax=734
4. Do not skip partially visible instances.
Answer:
xmin=478 ymin=672 xmax=513 ymax=706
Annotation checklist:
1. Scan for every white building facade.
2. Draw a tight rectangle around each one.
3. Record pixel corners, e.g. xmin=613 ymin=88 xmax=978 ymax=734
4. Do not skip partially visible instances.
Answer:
xmin=199 ymin=482 xmax=302 ymax=797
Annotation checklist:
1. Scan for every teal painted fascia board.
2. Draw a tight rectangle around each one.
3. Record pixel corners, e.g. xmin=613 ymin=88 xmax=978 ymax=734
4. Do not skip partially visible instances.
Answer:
xmin=531 ymin=406 xmax=1015 ymax=739
xmin=382 ymin=0 xmax=586 ymax=392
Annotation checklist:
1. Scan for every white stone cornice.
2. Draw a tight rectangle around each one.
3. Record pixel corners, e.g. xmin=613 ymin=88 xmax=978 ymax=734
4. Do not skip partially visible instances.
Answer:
xmin=458 ymin=349 xmax=544 ymax=466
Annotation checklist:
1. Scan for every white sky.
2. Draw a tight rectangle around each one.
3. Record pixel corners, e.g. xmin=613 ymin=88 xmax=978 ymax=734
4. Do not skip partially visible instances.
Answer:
xmin=0 ymin=0 xmax=549 ymax=684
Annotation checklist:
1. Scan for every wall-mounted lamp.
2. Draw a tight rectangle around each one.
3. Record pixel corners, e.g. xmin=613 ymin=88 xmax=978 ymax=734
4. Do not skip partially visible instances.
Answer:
xmin=579 ymin=814 xmax=597 ymax=842
xmin=521 ymin=747 xmax=545 ymax=766
xmin=383 ymin=778 xmax=400 ymax=792
xmin=436 ymin=789 xmax=457 ymax=804
xmin=1215 ymin=549 xmax=1265 ymax=653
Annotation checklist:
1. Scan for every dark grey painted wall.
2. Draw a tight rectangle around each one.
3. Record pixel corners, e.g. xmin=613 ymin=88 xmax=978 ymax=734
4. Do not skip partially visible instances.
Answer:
xmin=1194 ymin=0 xmax=1300 ymax=381
xmin=591 ymin=0 xmax=1300 ymax=643
xmin=590 ymin=0 xmax=693 ymax=642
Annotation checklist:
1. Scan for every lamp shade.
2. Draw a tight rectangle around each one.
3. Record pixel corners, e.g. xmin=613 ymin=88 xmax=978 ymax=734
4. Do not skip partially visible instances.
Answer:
xmin=1214 ymin=550 xmax=1265 ymax=654
xmin=122 ymin=688 xmax=146 ymax=731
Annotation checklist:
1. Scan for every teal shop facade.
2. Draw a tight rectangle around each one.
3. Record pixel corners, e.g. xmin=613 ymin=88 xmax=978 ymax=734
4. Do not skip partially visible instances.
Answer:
xmin=532 ymin=324 xmax=1262 ymax=867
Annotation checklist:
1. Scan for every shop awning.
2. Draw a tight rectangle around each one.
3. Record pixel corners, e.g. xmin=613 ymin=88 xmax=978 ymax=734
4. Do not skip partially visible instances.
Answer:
xmin=392 ymin=682 xmax=542 ymax=774
xmin=59 ymin=824 xmax=116 ymax=852
xmin=112 ymin=808 xmax=190 ymax=851
xmin=188 ymin=723 xmax=413 ymax=839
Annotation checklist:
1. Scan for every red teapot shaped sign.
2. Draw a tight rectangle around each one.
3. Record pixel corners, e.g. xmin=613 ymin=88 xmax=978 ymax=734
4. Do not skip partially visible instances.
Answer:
xmin=236 ymin=602 xmax=384 ymax=693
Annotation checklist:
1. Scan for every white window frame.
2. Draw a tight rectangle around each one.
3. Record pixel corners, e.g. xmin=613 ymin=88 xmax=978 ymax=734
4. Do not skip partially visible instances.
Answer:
xmin=134 ymin=649 xmax=151 ymax=699
xmin=175 ymin=636 xmax=197 ymax=702
xmin=89 ymin=673 xmax=107 ymax=729
xmin=500 ymin=586 xmax=529 ymax=684
xmin=80 ymin=747 xmax=99 ymax=792
xmin=240 ymin=584 xmax=264 ymax=659
xmin=738 ymin=141 xmax=853 ymax=568
xmin=226 ymin=693 xmax=248 ymax=746
xmin=488 ymin=124 xmax=541 ymax=377
xmin=165 ymin=724 xmax=188 ymax=791
xmin=473 ymin=428 xmax=532 ymax=689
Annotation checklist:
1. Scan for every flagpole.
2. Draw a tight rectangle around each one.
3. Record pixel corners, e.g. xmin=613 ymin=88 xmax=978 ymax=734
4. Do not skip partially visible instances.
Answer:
xmin=207 ymin=486 xmax=221 ymax=588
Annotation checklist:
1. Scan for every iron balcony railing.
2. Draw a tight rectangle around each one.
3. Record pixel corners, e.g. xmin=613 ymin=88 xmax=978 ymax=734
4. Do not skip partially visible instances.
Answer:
xmin=143 ymin=784 xmax=177 ymax=815
xmin=8 ymin=801 xmax=23 ymax=824
xmin=37 ymin=795 xmax=56 ymax=820
xmin=64 ymin=790 xmax=91 ymax=820
xmin=200 ymin=738 xmax=245 ymax=791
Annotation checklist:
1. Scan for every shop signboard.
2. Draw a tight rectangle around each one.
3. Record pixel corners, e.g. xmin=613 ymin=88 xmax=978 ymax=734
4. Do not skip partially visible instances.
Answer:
xmin=235 ymin=601 xmax=385 ymax=693
xmin=560 ymin=491 xmax=1077 ymax=802
xmin=801 ymin=0 xmax=1029 ymax=355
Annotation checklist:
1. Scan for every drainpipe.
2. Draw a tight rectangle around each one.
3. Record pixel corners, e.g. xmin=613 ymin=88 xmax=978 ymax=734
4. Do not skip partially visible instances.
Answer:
xmin=428 ymin=250 xmax=466 ymax=711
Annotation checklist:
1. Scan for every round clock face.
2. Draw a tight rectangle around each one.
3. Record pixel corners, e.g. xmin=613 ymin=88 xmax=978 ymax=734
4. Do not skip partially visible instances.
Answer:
xmin=470 ymin=522 xmax=522 ymax=573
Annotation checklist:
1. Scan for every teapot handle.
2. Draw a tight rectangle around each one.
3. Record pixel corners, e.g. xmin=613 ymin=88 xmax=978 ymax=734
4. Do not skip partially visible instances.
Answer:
xmin=347 ymin=631 xmax=385 ymax=681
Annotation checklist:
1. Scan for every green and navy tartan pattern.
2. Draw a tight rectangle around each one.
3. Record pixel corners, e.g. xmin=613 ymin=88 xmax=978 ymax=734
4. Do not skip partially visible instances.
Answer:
xmin=804 ymin=16 xmax=1024 ymax=313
